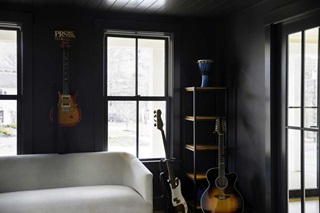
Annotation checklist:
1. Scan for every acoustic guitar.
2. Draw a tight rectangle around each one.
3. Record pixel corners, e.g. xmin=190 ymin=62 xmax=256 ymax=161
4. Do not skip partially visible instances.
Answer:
xmin=50 ymin=31 xmax=81 ymax=127
xmin=200 ymin=117 xmax=244 ymax=213
xmin=154 ymin=109 xmax=188 ymax=213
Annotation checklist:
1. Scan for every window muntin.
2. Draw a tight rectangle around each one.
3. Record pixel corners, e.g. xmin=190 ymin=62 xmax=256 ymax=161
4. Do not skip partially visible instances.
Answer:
xmin=105 ymin=33 xmax=169 ymax=159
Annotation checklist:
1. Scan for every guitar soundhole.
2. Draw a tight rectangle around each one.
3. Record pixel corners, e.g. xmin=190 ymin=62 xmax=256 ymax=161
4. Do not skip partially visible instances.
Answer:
xmin=215 ymin=176 xmax=228 ymax=189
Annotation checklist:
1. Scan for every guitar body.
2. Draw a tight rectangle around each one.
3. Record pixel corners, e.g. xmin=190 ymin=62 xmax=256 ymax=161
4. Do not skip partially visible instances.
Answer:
xmin=201 ymin=168 xmax=244 ymax=213
xmin=169 ymin=178 xmax=188 ymax=213
xmin=50 ymin=92 xmax=81 ymax=127
xmin=160 ymin=171 xmax=188 ymax=213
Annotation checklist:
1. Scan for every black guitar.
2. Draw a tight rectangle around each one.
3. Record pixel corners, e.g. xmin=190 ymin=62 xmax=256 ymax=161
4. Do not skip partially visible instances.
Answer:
xmin=154 ymin=109 xmax=188 ymax=213
xmin=200 ymin=117 xmax=244 ymax=213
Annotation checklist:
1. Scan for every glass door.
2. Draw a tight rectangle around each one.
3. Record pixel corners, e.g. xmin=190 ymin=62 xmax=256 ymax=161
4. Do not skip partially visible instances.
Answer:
xmin=287 ymin=27 xmax=320 ymax=213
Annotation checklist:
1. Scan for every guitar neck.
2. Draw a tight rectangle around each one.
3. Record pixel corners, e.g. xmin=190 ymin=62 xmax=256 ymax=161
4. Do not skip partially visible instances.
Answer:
xmin=62 ymin=49 xmax=70 ymax=95
xmin=160 ymin=129 xmax=176 ymax=188
xmin=218 ymin=134 xmax=225 ymax=178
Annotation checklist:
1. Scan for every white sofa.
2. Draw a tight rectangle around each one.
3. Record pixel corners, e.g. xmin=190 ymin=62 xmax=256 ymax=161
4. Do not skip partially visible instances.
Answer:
xmin=0 ymin=151 xmax=153 ymax=213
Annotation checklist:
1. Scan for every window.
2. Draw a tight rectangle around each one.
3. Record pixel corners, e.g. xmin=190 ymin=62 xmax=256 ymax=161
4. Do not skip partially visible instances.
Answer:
xmin=0 ymin=27 xmax=20 ymax=156
xmin=104 ymin=31 xmax=171 ymax=159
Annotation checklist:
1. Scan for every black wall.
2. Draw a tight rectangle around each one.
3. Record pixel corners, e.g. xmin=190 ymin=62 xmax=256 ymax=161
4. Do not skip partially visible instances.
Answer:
xmin=21 ymin=9 xmax=217 ymax=154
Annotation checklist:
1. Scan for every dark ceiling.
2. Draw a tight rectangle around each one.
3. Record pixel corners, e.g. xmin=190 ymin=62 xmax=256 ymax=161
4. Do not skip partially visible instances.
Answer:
xmin=3 ymin=0 xmax=266 ymax=18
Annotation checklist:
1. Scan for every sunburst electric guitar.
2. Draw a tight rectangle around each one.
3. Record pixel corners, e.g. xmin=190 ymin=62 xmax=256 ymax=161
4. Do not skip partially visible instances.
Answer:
xmin=154 ymin=109 xmax=188 ymax=213
xmin=50 ymin=31 xmax=81 ymax=127
xmin=200 ymin=117 xmax=244 ymax=213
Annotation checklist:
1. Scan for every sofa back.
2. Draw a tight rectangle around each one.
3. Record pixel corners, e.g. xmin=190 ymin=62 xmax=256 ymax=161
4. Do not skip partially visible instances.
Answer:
xmin=0 ymin=152 xmax=137 ymax=193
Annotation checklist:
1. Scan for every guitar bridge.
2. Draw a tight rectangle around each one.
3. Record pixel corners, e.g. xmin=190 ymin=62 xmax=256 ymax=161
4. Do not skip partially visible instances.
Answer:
xmin=61 ymin=103 xmax=71 ymax=112
xmin=214 ymin=195 xmax=230 ymax=200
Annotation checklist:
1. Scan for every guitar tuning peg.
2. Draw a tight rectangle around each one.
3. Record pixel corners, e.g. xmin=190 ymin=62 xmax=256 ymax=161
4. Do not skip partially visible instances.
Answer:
xmin=154 ymin=123 xmax=157 ymax=127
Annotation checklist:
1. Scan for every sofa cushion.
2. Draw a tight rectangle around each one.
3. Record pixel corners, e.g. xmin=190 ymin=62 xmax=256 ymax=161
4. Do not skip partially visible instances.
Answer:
xmin=0 ymin=185 xmax=152 ymax=213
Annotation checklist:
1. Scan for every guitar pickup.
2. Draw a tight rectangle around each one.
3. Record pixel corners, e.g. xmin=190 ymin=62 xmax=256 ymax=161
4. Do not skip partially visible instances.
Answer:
xmin=61 ymin=103 xmax=71 ymax=108
xmin=61 ymin=95 xmax=71 ymax=100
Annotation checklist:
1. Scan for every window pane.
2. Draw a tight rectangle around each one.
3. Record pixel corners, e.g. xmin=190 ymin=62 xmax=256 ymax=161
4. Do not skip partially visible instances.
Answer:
xmin=108 ymin=101 xmax=136 ymax=156
xmin=288 ymin=129 xmax=301 ymax=190
xmin=288 ymin=32 xmax=302 ymax=127
xmin=107 ymin=37 xmax=135 ymax=96
xmin=304 ymin=28 xmax=319 ymax=128
xmin=0 ymin=30 xmax=17 ymax=95
xmin=139 ymin=101 xmax=166 ymax=159
xmin=138 ymin=39 xmax=165 ymax=96
xmin=0 ymin=100 xmax=17 ymax=156
xmin=304 ymin=131 xmax=317 ymax=189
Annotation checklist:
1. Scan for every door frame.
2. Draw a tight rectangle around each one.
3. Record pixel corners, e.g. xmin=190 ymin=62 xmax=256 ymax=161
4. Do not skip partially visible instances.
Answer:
xmin=266 ymin=10 xmax=320 ymax=213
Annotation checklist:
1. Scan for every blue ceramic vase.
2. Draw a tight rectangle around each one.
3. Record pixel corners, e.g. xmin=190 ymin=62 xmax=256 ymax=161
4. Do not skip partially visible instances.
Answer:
xmin=197 ymin=59 xmax=214 ymax=87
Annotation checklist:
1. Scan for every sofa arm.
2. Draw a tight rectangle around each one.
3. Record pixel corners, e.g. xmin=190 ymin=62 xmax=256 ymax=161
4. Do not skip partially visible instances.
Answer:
xmin=120 ymin=152 xmax=153 ymax=206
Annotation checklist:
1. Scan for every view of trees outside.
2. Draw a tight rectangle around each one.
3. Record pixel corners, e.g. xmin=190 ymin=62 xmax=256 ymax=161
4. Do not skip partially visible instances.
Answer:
xmin=287 ymin=28 xmax=318 ymax=191
xmin=0 ymin=29 xmax=17 ymax=156
xmin=107 ymin=37 xmax=166 ymax=159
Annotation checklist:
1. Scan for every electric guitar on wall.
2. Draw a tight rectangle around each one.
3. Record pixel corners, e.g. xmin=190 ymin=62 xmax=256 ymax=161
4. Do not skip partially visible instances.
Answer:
xmin=154 ymin=109 xmax=188 ymax=213
xmin=200 ymin=117 xmax=244 ymax=213
xmin=50 ymin=31 xmax=81 ymax=127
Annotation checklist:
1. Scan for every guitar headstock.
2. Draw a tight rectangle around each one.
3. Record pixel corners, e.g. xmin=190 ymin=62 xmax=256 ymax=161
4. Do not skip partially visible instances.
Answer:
xmin=54 ymin=31 xmax=76 ymax=49
xmin=154 ymin=109 xmax=164 ymax=131
xmin=215 ymin=117 xmax=226 ymax=135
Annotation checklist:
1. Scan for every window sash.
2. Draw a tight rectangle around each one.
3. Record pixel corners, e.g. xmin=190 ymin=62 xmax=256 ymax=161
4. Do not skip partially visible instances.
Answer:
xmin=104 ymin=32 xmax=170 ymax=159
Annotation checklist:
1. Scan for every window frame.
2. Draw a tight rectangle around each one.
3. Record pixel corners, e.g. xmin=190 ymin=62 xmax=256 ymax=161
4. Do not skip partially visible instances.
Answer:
xmin=104 ymin=30 xmax=173 ymax=160
xmin=0 ymin=13 xmax=33 ymax=155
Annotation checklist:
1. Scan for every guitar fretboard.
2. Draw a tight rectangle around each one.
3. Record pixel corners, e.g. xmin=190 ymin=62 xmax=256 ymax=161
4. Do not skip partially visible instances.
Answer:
xmin=218 ymin=134 xmax=225 ymax=178
xmin=62 ymin=49 xmax=70 ymax=95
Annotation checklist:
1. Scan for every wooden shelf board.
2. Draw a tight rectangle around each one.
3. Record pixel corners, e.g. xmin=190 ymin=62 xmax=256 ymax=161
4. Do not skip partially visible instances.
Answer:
xmin=185 ymin=87 xmax=227 ymax=91
xmin=186 ymin=172 xmax=207 ymax=181
xmin=185 ymin=144 xmax=218 ymax=151
xmin=185 ymin=116 xmax=220 ymax=121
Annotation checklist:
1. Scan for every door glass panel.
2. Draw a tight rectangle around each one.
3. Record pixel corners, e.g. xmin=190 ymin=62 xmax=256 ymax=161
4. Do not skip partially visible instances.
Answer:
xmin=107 ymin=37 xmax=136 ymax=96
xmin=0 ymin=100 xmax=17 ymax=156
xmin=288 ymin=129 xmax=301 ymax=190
xmin=288 ymin=129 xmax=302 ymax=213
xmin=304 ymin=28 xmax=319 ymax=129
xmin=304 ymin=131 xmax=318 ymax=189
xmin=0 ymin=30 xmax=17 ymax=95
xmin=108 ymin=101 xmax=136 ymax=156
xmin=139 ymin=101 xmax=166 ymax=159
xmin=138 ymin=39 xmax=165 ymax=96
xmin=288 ymin=32 xmax=302 ymax=127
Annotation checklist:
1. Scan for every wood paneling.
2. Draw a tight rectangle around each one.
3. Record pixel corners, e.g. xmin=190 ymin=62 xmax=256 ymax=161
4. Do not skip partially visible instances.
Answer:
xmin=4 ymin=0 xmax=265 ymax=17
